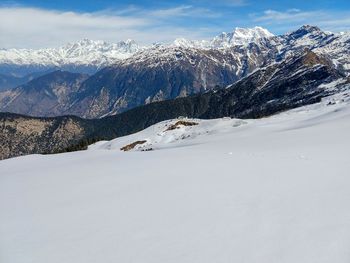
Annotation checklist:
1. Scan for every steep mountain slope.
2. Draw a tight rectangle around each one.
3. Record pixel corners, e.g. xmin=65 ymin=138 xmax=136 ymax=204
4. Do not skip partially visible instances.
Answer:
xmin=90 ymin=51 xmax=346 ymax=135
xmin=0 ymin=27 xmax=277 ymax=117
xmin=0 ymin=71 xmax=88 ymax=117
xmin=0 ymin=71 xmax=55 ymax=91
xmin=0 ymin=37 xmax=277 ymax=118
xmin=0 ymin=74 xmax=27 ymax=91
xmin=68 ymin=42 xmax=276 ymax=118
xmin=273 ymin=25 xmax=350 ymax=73
xmin=2 ymin=25 xmax=349 ymax=118
xmin=197 ymin=51 xmax=345 ymax=118
xmin=1 ymin=50 xmax=348 ymax=160
xmin=26 ymin=25 xmax=350 ymax=118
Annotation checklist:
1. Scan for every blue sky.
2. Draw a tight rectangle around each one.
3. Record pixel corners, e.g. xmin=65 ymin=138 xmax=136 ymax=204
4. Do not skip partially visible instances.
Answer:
xmin=0 ymin=0 xmax=350 ymax=48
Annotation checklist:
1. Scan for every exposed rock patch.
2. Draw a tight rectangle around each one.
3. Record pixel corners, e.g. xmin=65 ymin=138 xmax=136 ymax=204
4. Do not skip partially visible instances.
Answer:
xmin=120 ymin=140 xmax=147 ymax=152
xmin=164 ymin=120 xmax=198 ymax=131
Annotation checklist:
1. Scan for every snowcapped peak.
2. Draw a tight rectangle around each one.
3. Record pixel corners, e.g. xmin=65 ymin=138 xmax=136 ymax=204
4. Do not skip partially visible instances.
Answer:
xmin=173 ymin=27 xmax=274 ymax=49
xmin=63 ymin=38 xmax=138 ymax=50
xmin=172 ymin=38 xmax=210 ymax=49
xmin=173 ymin=38 xmax=194 ymax=48
xmin=230 ymin=26 xmax=274 ymax=42
xmin=0 ymin=38 xmax=143 ymax=69
xmin=233 ymin=26 xmax=273 ymax=37
xmin=210 ymin=26 xmax=274 ymax=48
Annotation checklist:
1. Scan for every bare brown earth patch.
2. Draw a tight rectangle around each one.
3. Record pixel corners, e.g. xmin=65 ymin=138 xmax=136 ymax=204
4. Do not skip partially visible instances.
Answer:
xmin=164 ymin=120 xmax=198 ymax=131
xmin=120 ymin=140 xmax=147 ymax=151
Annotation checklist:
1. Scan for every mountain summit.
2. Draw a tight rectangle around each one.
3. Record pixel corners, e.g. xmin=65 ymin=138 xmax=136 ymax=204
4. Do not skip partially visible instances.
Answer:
xmin=174 ymin=26 xmax=274 ymax=49
xmin=210 ymin=26 xmax=274 ymax=48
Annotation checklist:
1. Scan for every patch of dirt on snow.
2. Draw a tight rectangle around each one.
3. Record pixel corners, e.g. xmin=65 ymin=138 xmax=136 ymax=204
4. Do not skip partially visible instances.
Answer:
xmin=120 ymin=140 xmax=147 ymax=151
xmin=164 ymin=120 xmax=198 ymax=131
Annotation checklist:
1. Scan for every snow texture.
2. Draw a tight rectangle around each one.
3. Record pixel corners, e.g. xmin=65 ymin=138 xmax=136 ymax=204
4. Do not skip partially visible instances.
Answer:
xmin=1 ymin=92 xmax=350 ymax=263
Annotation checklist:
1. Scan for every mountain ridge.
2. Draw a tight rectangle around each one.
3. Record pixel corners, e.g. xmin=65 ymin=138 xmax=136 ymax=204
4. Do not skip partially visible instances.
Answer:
xmin=0 ymin=26 xmax=274 ymax=77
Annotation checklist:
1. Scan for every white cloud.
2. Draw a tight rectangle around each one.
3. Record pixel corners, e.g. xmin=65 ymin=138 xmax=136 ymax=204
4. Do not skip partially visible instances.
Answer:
xmin=149 ymin=5 xmax=220 ymax=18
xmin=3 ymin=5 xmax=350 ymax=49
xmin=0 ymin=6 xmax=220 ymax=49
xmin=251 ymin=9 xmax=350 ymax=33
xmin=191 ymin=0 xmax=248 ymax=7
xmin=253 ymin=9 xmax=323 ymax=23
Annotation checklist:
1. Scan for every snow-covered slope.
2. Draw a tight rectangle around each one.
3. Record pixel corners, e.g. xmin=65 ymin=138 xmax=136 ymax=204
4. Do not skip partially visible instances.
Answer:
xmin=1 ymin=93 xmax=350 ymax=263
xmin=93 ymin=91 xmax=350 ymax=152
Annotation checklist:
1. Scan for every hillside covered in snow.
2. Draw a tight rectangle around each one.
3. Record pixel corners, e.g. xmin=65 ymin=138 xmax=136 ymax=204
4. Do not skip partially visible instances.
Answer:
xmin=1 ymin=93 xmax=350 ymax=263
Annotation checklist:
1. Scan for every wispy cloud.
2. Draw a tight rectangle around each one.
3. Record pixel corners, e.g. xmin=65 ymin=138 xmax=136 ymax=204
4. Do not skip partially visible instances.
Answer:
xmin=0 ymin=6 xmax=220 ymax=49
xmin=191 ymin=0 xmax=248 ymax=7
xmin=251 ymin=9 xmax=350 ymax=33
xmin=253 ymin=9 xmax=323 ymax=23
xmin=219 ymin=0 xmax=248 ymax=6
xmin=2 ymin=4 xmax=350 ymax=49
xmin=149 ymin=5 xmax=220 ymax=18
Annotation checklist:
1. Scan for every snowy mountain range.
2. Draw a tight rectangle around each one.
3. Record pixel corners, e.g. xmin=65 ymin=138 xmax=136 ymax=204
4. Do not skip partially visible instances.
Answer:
xmin=0 ymin=25 xmax=349 ymax=120
xmin=0 ymin=27 xmax=274 ymax=76
xmin=0 ymin=39 xmax=141 ymax=76
xmin=1 ymin=25 xmax=349 ymax=78
xmin=173 ymin=26 xmax=274 ymax=49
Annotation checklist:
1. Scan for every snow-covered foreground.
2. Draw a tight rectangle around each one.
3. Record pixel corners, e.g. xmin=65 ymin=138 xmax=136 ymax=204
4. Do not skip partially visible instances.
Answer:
xmin=1 ymin=93 xmax=350 ymax=263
